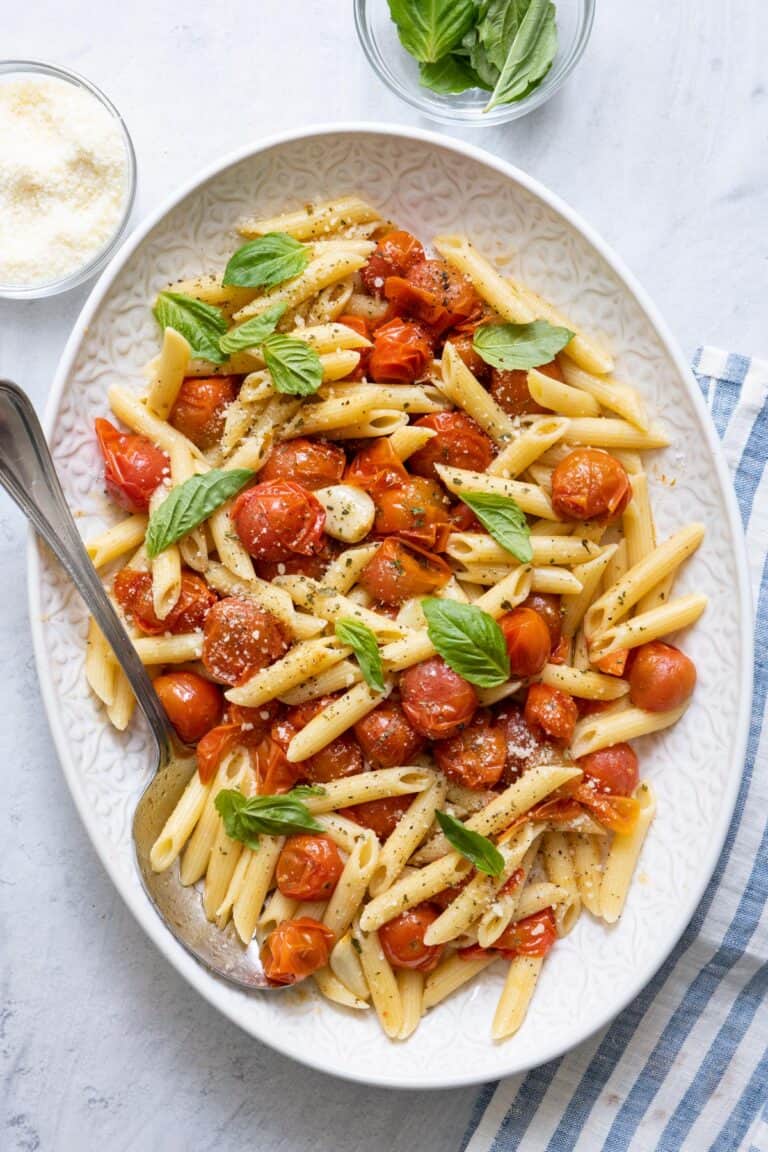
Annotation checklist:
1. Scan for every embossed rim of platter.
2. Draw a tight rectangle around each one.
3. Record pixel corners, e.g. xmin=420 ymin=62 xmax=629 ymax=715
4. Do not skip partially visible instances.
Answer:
xmin=28 ymin=123 xmax=753 ymax=1089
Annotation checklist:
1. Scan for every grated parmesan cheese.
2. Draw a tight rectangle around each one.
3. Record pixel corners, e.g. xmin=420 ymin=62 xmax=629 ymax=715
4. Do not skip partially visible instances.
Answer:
xmin=0 ymin=74 xmax=129 ymax=287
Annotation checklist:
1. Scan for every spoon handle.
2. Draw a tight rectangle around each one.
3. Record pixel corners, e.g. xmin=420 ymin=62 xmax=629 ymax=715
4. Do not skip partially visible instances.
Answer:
xmin=0 ymin=380 xmax=175 ymax=761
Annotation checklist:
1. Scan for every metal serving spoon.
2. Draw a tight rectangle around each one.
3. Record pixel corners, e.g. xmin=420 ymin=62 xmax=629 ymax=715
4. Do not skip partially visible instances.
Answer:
xmin=0 ymin=380 xmax=275 ymax=988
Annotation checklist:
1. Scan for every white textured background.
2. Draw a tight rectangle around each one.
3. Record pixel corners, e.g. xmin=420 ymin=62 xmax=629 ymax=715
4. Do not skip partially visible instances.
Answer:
xmin=1 ymin=2 xmax=766 ymax=1150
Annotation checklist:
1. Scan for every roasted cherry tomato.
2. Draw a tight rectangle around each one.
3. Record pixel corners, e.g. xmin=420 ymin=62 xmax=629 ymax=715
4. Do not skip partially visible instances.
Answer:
xmin=400 ymin=656 xmax=478 ymax=740
xmin=497 ymin=703 xmax=559 ymax=784
xmin=257 ymin=438 xmax=346 ymax=491
xmin=430 ymin=877 xmax=471 ymax=911
xmin=358 ymin=538 xmax=451 ymax=605
xmin=276 ymin=834 xmax=344 ymax=901
xmin=498 ymin=606 xmax=552 ymax=678
xmin=524 ymin=683 xmax=578 ymax=744
xmin=408 ymin=411 xmax=495 ymax=481
xmin=250 ymin=735 xmax=304 ymax=795
xmin=489 ymin=359 xmax=563 ymax=418
xmin=345 ymin=436 xmax=408 ymax=491
xmin=254 ymin=536 xmax=338 ymax=583
xmin=520 ymin=593 xmax=562 ymax=650
xmin=232 ymin=480 xmax=326 ymax=562
xmin=368 ymin=317 xmax=433 ymax=383
xmin=95 ymin=418 xmax=169 ymax=512
xmin=113 ymin=568 xmax=216 ymax=636
xmin=433 ymin=709 xmax=506 ymax=789
xmin=551 ymin=448 xmax=632 ymax=522
xmin=450 ymin=501 xmax=482 ymax=532
xmin=341 ymin=796 xmax=412 ymax=841
xmin=384 ymin=258 xmax=481 ymax=335
xmin=260 ymin=917 xmax=335 ymax=985
xmin=360 ymin=230 xmax=426 ymax=296
xmin=353 ymin=698 xmax=426 ymax=769
xmin=336 ymin=313 xmax=371 ymax=380
xmin=273 ymin=697 xmax=364 ymax=784
xmin=579 ymin=743 xmax=639 ymax=796
xmin=628 ymin=640 xmax=697 ymax=712
xmin=201 ymin=596 xmax=289 ymax=686
xmin=372 ymin=475 xmax=452 ymax=548
xmin=444 ymin=331 xmax=491 ymax=381
xmin=495 ymin=909 xmax=557 ymax=957
xmin=378 ymin=904 xmax=443 ymax=972
xmin=197 ymin=724 xmax=241 ymax=784
xmin=154 ymin=671 xmax=224 ymax=745
xmin=196 ymin=702 xmax=284 ymax=786
xmin=169 ymin=376 xmax=237 ymax=450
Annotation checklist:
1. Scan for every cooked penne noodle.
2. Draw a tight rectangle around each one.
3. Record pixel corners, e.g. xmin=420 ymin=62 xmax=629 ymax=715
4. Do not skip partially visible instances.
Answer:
xmin=233 ymin=251 xmax=367 ymax=322
xmin=325 ymin=411 xmax=409 ymax=439
xmin=258 ymin=889 xmax=299 ymax=936
xmin=488 ymin=416 xmax=569 ymax=478
xmin=209 ymin=502 xmax=257 ymax=582
xmin=540 ymin=663 xmax=631 ymax=700
xmin=147 ymin=327 xmax=190 ymax=419
xmin=286 ymin=680 xmax=390 ymax=762
xmin=85 ymin=617 xmax=116 ymax=706
xmin=623 ymin=473 xmax=656 ymax=567
xmin=108 ymin=384 xmax=204 ymax=459
xmin=446 ymin=533 xmax=601 ymax=568
xmin=304 ymin=767 xmax=435 ymax=815
xmin=330 ymin=931 xmax=370 ymax=1001
xmin=279 ymin=659 xmax=363 ymax=704
xmin=584 ymin=523 xmax=705 ymax=640
xmin=600 ymin=782 xmax=656 ymax=922
xmin=492 ymin=955 xmax=544 ymax=1041
xmin=232 ymin=836 xmax=283 ymax=945
xmin=588 ymin=593 xmax=708 ymax=662
xmin=559 ymin=360 xmax=649 ymax=429
xmin=435 ymin=463 xmax=558 ymax=519
xmin=388 ymin=423 xmax=437 ymax=460
xmin=322 ymin=543 xmax=380 ymax=593
xmin=368 ymin=780 xmax=447 ymax=897
xmin=106 ymin=667 xmax=135 ymax=731
xmin=150 ymin=766 xmax=210 ymax=872
xmin=273 ymin=575 xmax=407 ymax=642
xmin=133 ymin=633 xmax=203 ymax=665
xmin=87 ymin=514 xmax=148 ymax=568
xmin=571 ymin=704 xmax=687 ymax=758
xmin=238 ymin=196 xmax=381 ymax=240
xmin=180 ymin=751 xmax=246 ymax=886
xmin=319 ymin=382 xmax=446 ymax=413
xmin=226 ymin=638 xmax=349 ymax=707
xmin=396 ymin=970 xmax=424 ymax=1040
xmin=438 ymin=342 xmax=517 ymax=444
xmin=313 ymin=966 xmax=369 ymax=1011
xmin=323 ymin=833 xmax=379 ymax=939
xmin=527 ymin=367 xmax=601 ymax=417
xmin=423 ymin=951 xmax=499 ymax=1010
xmin=563 ymin=417 xmax=670 ymax=450
xmin=354 ymin=921 xmax=403 ymax=1038
xmin=541 ymin=831 xmax=581 ymax=936
xmin=569 ymin=833 xmax=604 ymax=916
xmin=203 ymin=562 xmax=297 ymax=631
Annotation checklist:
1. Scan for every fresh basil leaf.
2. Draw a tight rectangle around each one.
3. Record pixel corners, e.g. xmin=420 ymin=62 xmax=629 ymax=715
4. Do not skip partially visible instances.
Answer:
xmin=419 ymin=55 xmax=488 ymax=94
xmin=146 ymin=469 xmax=253 ymax=557
xmin=435 ymin=810 xmax=504 ymax=877
xmin=214 ymin=789 xmax=323 ymax=852
xmin=263 ymin=333 xmax=323 ymax=396
xmin=335 ymin=618 xmax=385 ymax=694
xmin=388 ymin=0 xmax=476 ymax=63
xmin=477 ymin=0 xmax=530 ymax=71
xmin=485 ymin=0 xmax=558 ymax=110
xmin=222 ymin=232 xmax=308 ymax=288
xmin=219 ymin=302 xmax=288 ymax=355
xmin=473 ymin=319 xmax=573 ymax=371
xmin=462 ymin=24 xmax=501 ymax=89
xmin=289 ymin=784 xmax=327 ymax=799
xmin=455 ymin=491 xmax=533 ymax=564
xmin=422 ymin=597 xmax=509 ymax=688
xmin=153 ymin=292 xmax=227 ymax=364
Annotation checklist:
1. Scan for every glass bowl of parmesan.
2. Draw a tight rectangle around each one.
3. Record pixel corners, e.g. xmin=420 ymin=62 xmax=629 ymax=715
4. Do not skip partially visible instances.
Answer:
xmin=0 ymin=60 xmax=136 ymax=299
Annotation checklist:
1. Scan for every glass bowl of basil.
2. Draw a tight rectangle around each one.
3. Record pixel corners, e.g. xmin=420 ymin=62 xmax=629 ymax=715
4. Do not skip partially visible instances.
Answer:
xmin=354 ymin=0 xmax=595 ymax=125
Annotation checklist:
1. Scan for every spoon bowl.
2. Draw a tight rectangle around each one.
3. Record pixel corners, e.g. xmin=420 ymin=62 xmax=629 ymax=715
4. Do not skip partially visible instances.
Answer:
xmin=0 ymin=380 xmax=279 ymax=989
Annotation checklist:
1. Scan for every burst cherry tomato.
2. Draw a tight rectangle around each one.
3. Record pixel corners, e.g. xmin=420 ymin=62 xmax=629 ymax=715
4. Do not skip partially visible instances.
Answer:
xmin=489 ymin=359 xmax=563 ymax=418
xmin=95 ymin=418 xmax=169 ymax=512
xmin=353 ymin=698 xmax=426 ymax=768
xmin=551 ymin=448 xmax=632 ymax=522
xmin=250 ymin=735 xmax=304 ymax=795
xmin=257 ymin=438 xmax=346 ymax=491
xmin=408 ymin=412 xmax=495 ymax=481
xmin=628 ymin=641 xmax=697 ymax=712
xmin=372 ymin=475 xmax=452 ymax=547
xmin=433 ymin=709 xmax=506 ymax=789
xmin=360 ymin=230 xmax=426 ymax=296
xmin=254 ymin=536 xmax=338 ymax=583
xmin=384 ymin=259 xmax=481 ymax=335
xmin=368 ymin=317 xmax=433 ymax=383
xmin=521 ymin=593 xmax=562 ymax=650
xmin=169 ymin=376 xmax=237 ymax=450
xmin=276 ymin=834 xmax=344 ymax=901
xmin=113 ymin=569 xmax=216 ymax=635
xmin=341 ymin=796 xmax=412 ymax=840
xmin=495 ymin=909 xmax=557 ymax=957
xmin=153 ymin=671 xmax=224 ymax=744
xmin=524 ymin=683 xmax=578 ymax=744
xmin=378 ymin=905 xmax=443 ymax=972
xmin=232 ymin=480 xmax=326 ymax=562
xmin=579 ymin=743 xmax=639 ymax=796
xmin=273 ymin=698 xmax=364 ymax=784
xmin=261 ymin=917 xmax=335 ymax=985
xmin=196 ymin=702 xmax=284 ymax=785
xmin=400 ymin=656 xmax=478 ymax=740
xmin=201 ymin=597 xmax=289 ymax=686
xmin=345 ymin=436 xmax=408 ymax=491
xmin=498 ymin=606 xmax=552 ymax=678
xmin=358 ymin=538 xmax=451 ymax=605
xmin=497 ymin=703 xmax=559 ymax=784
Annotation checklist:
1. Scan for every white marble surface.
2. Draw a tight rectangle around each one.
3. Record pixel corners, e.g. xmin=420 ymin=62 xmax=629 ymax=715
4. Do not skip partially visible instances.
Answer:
xmin=1 ymin=2 xmax=765 ymax=1149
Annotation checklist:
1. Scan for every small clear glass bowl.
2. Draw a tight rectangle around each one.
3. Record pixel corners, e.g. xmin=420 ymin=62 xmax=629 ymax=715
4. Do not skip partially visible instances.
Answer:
xmin=0 ymin=60 xmax=137 ymax=300
xmin=354 ymin=0 xmax=595 ymax=126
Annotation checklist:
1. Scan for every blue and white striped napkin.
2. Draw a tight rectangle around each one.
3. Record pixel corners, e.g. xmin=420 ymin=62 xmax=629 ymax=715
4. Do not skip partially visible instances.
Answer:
xmin=461 ymin=348 xmax=768 ymax=1152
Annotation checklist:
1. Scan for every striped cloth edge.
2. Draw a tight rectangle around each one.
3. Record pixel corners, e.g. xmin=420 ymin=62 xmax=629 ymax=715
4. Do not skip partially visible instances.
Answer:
xmin=461 ymin=349 xmax=768 ymax=1152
